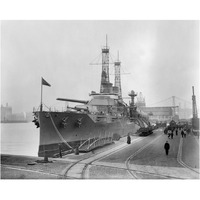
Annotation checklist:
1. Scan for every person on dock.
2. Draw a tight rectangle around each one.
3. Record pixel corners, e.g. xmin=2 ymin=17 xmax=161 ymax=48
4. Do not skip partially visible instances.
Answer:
xmin=171 ymin=131 xmax=174 ymax=139
xmin=187 ymin=128 xmax=190 ymax=135
xmin=127 ymin=134 xmax=131 ymax=144
xmin=181 ymin=129 xmax=184 ymax=138
xmin=184 ymin=130 xmax=187 ymax=138
xmin=168 ymin=129 xmax=171 ymax=139
xmin=176 ymin=128 xmax=178 ymax=136
xmin=164 ymin=141 xmax=170 ymax=156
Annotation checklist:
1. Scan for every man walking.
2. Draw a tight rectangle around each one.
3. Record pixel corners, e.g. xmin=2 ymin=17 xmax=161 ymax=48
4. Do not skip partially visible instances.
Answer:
xmin=181 ymin=129 xmax=184 ymax=138
xmin=171 ymin=131 xmax=174 ymax=139
xmin=164 ymin=141 xmax=170 ymax=156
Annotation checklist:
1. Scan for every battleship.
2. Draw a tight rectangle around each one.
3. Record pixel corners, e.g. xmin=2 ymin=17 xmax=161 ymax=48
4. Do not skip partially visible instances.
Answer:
xmin=33 ymin=38 xmax=153 ymax=158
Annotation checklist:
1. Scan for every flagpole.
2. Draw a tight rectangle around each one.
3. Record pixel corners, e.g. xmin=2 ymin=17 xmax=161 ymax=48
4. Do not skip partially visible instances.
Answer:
xmin=40 ymin=77 xmax=43 ymax=111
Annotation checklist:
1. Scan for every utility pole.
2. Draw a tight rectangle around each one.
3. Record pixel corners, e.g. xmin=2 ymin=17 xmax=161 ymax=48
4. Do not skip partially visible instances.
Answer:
xmin=192 ymin=86 xmax=198 ymax=118
xmin=192 ymin=86 xmax=199 ymax=132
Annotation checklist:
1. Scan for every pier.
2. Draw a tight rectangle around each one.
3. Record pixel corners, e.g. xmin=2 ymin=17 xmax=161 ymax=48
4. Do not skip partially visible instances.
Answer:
xmin=1 ymin=128 xmax=199 ymax=179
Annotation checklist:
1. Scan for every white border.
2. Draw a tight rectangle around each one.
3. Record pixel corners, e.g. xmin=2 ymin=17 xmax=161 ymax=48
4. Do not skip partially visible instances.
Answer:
xmin=0 ymin=1 xmax=199 ymax=200
xmin=0 ymin=0 xmax=200 ymax=20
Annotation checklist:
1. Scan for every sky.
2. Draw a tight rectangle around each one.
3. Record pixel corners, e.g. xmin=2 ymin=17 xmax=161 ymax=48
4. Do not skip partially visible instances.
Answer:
xmin=1 ymin=20 xmax=199 ymax=113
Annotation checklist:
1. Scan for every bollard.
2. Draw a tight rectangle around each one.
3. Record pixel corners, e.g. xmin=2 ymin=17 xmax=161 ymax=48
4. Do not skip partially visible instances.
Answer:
xmin=44 ymin=155 xmax=49 ymax=162
xmin=75 ymin=147 xmax=79 ymax=155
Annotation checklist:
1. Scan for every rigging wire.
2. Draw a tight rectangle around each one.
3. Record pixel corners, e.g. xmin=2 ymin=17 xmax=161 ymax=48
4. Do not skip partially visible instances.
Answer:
xmin=89 ymin=52 xmax=102 ymax=65
xmin=147 ymin=97 xmax=172 ymax=106
xmin=109 ymin=52 xmax=115 ymax=64
xmin=43 ymin=103 xmax=50 ymax=110
xmin=175 ymin=96 xmax=192 ymax=105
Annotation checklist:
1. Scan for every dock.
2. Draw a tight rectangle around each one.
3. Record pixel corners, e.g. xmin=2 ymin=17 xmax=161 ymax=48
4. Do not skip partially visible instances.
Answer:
xmin=1 ymin=129 xmax=199 ymax=179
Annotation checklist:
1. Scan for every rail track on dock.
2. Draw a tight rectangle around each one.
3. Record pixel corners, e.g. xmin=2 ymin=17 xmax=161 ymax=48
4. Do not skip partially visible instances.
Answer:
xmin=124 ymin=133 xmax=185 ymax=179
xmin=126 ymin=133 xmax=199 ymax=179
xmin=64 ymin=133 xmax=184 ymax=179
xmin=125 ymin=134 xmax=165 ymax=179
xmin=177 ymin=137 xmax=199 ymax=175
xmin=64 ymin=130 xmax=199 ymax=179
xmin=64 ymin=137 xmax=143 ymax=179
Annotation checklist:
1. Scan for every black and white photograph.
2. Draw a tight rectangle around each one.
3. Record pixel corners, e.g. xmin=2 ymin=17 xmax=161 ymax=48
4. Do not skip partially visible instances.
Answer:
xmin=1 ymin=20 xmax=199 ymax=180
xmin=0 ymin=1 xmax=199 ymax=200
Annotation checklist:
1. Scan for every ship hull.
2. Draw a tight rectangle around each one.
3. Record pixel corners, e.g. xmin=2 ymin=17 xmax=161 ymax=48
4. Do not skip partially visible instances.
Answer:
xmin=36 ymin=111 xmax=141 ymax=157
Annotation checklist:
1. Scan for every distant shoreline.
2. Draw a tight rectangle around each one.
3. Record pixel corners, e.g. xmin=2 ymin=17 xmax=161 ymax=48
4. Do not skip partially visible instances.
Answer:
xmin=1 ymin=121 xmax=31 ymax=123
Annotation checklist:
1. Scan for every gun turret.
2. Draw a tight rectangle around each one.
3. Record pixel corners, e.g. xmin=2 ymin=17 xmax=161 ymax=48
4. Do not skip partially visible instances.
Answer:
xmin=67 ymin=106 xmax=88 ymax=111
xmin=57 ymin=98 xmax=88 ymax=104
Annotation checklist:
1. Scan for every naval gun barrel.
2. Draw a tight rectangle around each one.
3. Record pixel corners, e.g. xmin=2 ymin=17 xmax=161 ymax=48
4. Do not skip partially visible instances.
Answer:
xmin=56 ymin=98 xmax=88 ymax=104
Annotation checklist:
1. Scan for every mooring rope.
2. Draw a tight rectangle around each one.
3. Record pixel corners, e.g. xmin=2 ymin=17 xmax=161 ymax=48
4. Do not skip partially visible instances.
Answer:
xmin=49 ymin=113 xmax=72 ymax=149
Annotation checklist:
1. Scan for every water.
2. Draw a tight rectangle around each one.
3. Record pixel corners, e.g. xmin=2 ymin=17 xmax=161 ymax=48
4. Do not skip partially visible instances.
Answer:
xmin=0 ymin=122 xmax=39 ymax=157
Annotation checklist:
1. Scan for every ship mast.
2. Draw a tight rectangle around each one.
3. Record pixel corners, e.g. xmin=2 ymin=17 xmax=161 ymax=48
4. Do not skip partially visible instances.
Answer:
xmin=114 ymin=51 xmax=122 ymax=99
xmin=100 ymin=35 xmax=110 ymax=93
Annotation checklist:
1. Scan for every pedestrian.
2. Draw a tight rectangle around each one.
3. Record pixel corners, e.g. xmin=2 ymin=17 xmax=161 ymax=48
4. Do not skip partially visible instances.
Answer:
xmin=171 ymin=131 xmax=174 ymax=139
xmin=164 ymin=141 xmax=170 ymax=155
xmin=168 ymin=129 xmax=171 ymax=139
xmin=184 ymin=130 xmax=186 ymax=138
xmin=127 ymin=133 xmax=131 ymax=144
xmin=58 ymin=143 xmax=62 ymax=158
xmin=176 ymin=128 xmax=178 ymax=136
xmin=181 ymin=130 xmax=184 ymax=138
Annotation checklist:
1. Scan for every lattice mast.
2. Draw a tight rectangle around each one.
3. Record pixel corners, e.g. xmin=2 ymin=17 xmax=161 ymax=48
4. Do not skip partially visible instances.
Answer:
xmin=192 ymin=86 xmax=198 ymax=118
xmin=100 ymin=35 xmax=110 ymax=93
xmin=114 ymin=51 xmax=122 ymax=99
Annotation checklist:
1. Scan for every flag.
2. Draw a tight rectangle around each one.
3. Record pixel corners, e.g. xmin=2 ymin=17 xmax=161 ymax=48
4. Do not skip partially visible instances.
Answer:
xmin=42 ymin=77 xmax=51 ymax=87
